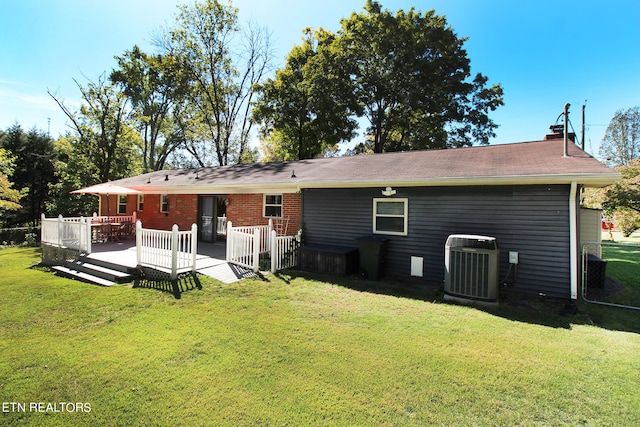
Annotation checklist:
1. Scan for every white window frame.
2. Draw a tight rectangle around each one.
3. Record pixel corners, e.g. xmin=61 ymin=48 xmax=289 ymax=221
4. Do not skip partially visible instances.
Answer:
xmin=117 ymin=194 xmax=127 ymax=215
xmin=373 ymin=198 xmax=408 ymax=236
xmin=263 ymin=194 xmax=283 ymax=218
xmin=160 ymin=194 xmax=169 ymax=213
xmin=137 ymin=194 xmax=144 ymax=211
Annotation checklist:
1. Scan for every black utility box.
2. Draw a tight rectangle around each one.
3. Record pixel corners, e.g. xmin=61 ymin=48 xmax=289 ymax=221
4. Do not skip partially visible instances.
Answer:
xmin=586 ymin=254 xmax=607 ymax=288
xmin=298 ymin=245 xmax=359 ymax=276
xmin=356 ymin=235 xmax=389 ymax=280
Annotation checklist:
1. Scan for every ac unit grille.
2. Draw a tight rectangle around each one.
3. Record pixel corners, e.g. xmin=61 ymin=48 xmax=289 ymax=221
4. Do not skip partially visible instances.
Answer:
xmin=445 ymin=235 xmax=499 ymax=301
xmin=449 ymin=250 xmax=491 ymax=299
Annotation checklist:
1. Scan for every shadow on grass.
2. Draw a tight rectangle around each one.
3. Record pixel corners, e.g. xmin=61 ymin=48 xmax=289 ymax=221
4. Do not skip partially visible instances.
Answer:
xmin=276 ymin=270 xmax=640 ymax=334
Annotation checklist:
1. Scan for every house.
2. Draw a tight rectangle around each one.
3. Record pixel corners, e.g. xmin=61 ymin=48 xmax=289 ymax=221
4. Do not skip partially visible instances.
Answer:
xmin=79 ymin=136 xmax=620 ymax=300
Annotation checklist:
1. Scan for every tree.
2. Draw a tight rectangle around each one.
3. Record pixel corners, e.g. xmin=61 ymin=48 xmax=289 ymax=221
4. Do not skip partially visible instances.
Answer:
xmin=157 ymin=0 xmax=272 ymax=166
xmin=583 ymin=160 xmax=640 ymax=237
xmin=48 ymin=74 xmax=142 ymax=183
xmin=0 ymin=124 xmax=55 ymax=226
xmin=111 ymin=45 xmax=191 ymax=171
xmin=254 ymin=28 xmax=359 ymax=160
xmin=257 ymin=1 xmax=503 ymax=156
xmin=339 ymin=1 xmax=503 ymax=152
xmin=46 ymin=134 xmax=100 ymax=217
xmin=0 ymin=148 xmax=21 ymax=215
xmin=599 ymin=106 xmax=640 ymax=167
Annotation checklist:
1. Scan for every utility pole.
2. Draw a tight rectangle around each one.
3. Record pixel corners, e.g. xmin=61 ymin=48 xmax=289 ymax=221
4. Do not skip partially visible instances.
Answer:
xmin=563 ymin=103 xmax=570 ymax=157
xmin=581 ymin=101 xmax=586 ymax=150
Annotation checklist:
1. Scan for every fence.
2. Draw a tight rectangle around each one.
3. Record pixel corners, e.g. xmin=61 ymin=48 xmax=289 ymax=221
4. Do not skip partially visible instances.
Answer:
xmin=270 ymin=230 xmax=301 ymax=273
xmin=41 ymin=214 xmax=92 ymax=253
xmin=581 ymin=241 xmax=640 ymax=311
xmin=136 ymin=221 xmax=198 ymax=280
xmin=226 ymin=220 xmax=299 ymax=273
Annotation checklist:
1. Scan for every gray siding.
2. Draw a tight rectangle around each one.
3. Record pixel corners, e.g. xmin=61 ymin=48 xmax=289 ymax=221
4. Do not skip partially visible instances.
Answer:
xmin=302 ymin=185 xmax=572 ymax=299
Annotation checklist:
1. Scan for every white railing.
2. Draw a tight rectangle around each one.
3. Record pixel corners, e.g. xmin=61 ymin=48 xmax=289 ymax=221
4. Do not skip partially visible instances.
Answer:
xmin=226 ymin=220 xmax=301 ymax=273
xmin=41 ymin=214 xmax=92 ymax=253
xmin=136 ymin=221 xmax=198 ymax=280
xmin=226 ymin=221 xmax=261 ymax=272
xmin=90 ymin=212 xmax=137 ymax=225
xmin=217 ymin=215 xmax=227 ymax=236
xmin=270 ymin=230 xmax=301 ymax=273
xmin=227 ymin=222 xmax=271 ymax=253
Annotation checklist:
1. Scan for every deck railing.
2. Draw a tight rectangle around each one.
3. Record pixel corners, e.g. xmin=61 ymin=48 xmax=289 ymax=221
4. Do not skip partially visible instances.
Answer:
xmin=226 ymin=221 xmax=261 ymax=272
xmin=136 ymin=221 xmax=198 ymax=280
xmin=270 ymin=230 xmax=301 ymax=273
xmin=41 ymin=214 xmax=93 ymax=253
xmin=226 ymin=220 xmax=301 ymax=273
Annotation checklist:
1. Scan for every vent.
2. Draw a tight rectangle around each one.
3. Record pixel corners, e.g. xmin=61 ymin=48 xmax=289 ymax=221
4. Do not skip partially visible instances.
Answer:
xmin=444 ymin=234 xmax=499 ymax=301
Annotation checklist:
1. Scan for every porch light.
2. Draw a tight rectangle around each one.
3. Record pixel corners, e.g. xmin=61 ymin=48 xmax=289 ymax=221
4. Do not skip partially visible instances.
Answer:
xmin=381 ymin=187 xmax=396 ymax=197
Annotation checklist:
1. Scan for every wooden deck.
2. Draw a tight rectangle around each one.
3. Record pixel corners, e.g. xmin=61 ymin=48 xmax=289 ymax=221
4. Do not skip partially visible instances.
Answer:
xmin=87 ymin=240 xmax=256 ymax=284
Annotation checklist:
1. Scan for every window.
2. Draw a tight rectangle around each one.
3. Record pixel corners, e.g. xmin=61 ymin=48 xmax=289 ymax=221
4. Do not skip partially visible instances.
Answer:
xmin=373 ymin=198 xmax=408 ymax=236
xmin=137 ymin=194 xmax=144 ymax=211
xmin=160 ymin=195 xmax=169 ymax=213
xmin=263 ymin=194 xmax=282 ymax=218
xmin=117 ymin=195 xmax=127 ymax=215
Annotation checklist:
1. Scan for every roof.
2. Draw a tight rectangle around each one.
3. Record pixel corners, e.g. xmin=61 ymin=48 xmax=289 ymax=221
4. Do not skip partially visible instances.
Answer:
xmin=90 ymin=139 xmax=620 ymax=195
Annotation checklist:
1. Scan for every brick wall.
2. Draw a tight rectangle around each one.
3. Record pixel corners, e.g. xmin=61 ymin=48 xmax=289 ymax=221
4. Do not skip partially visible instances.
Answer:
xmin=99 ymin=192 xmax=301 ymax=234
xmin=99 ymin=194 xmax=198 ymax=231
xmin=225 ymin=193 xmax=301 ymax=235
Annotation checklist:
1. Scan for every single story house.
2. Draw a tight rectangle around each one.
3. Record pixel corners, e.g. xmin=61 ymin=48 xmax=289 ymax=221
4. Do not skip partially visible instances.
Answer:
xmin=79 ymin=135 xmax=620 ymax=300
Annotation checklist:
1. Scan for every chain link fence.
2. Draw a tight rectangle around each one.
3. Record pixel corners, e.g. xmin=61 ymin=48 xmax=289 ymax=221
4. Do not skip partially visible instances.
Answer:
xmin=581 ymin=241 xmax=640 ymax=311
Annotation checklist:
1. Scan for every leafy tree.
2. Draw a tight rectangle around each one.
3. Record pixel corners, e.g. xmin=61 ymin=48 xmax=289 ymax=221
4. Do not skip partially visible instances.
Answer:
xmin=599 ymin=106 xmax=640 ymax=167
xmin=254 ymin=28 xmax=359 ymax=160
xmin=338 ymin=1 xmax=503 ymax=152
xmin=257 ymin=1 xmax=503 ymax=156
xmin=0 ymin=148 xmax=21 ymax=215
xmin=48 ymin=74 xmax=142 ymax=183
xmin=583 ymin=160 xmax=640 ymax=237
xmin=111 ymin=45 xmax=191 ymax=171
xmin=157 ymin=0 xmax=272 ymax=166
xmin=0 ymin=124 xmax=55 ymax=226
xmin=46 ymin=134 xmax=99 ymax=217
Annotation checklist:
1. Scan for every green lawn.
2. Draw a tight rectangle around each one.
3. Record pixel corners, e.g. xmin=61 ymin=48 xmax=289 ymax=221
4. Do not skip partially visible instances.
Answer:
xmin=1 ymin=247 xmax=640 ymax=426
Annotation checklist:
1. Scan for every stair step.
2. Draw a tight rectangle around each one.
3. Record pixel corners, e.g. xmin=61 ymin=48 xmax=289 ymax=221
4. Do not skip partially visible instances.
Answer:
xmin=52 ymin=265 xmax=116 ymax=287
xmin=77 ymin=256 xmax=134 ymax=274
xmin=67 ymin=260 xmax=133 ymax=283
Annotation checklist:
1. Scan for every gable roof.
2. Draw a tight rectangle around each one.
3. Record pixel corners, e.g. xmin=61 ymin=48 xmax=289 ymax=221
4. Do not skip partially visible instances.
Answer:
xmin=93 ymin=139 xmax=620 ymax=195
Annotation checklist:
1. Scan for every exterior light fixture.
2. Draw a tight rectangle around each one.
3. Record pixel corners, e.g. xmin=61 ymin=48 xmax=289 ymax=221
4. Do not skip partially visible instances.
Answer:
xmin=381 ymin=186 xmax=396 ymax=197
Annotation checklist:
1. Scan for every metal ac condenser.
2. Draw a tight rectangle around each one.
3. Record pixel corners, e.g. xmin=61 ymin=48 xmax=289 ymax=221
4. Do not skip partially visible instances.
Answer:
xmin=444 ymin=234 xmax=499 ymax=301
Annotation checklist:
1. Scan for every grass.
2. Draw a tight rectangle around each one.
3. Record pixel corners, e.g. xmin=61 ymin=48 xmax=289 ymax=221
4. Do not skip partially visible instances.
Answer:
xmin=1 ymin=247 xmax=640 ymax=426
xmin=596 ymin=231 xmax=640 ymax=307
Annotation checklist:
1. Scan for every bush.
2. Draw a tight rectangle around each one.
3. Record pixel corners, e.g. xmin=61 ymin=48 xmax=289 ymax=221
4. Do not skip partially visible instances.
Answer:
xmin=613 ymin=208 xmax=640 ymax=237
xmin=0 ymin=227 xmax=40 ymax=246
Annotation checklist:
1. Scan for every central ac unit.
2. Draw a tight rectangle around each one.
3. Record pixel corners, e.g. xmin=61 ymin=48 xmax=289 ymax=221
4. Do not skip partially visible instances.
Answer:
xmin=444 ymin=234 xmax=499 ymax=301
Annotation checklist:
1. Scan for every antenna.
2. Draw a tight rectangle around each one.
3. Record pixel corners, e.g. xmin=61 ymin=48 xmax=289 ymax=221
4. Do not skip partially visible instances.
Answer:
xmin=581 ymin=100 xmax=587 ymax=150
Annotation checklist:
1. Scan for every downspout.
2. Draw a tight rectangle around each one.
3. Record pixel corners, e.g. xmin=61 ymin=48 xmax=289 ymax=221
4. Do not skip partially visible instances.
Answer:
xmin=569 ymin=181 xmax=578 ymax=300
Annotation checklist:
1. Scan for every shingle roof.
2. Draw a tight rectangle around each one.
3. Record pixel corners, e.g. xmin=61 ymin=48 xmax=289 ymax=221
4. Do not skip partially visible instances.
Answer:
xmin=98 ymin=139 xmax=619 ymax=194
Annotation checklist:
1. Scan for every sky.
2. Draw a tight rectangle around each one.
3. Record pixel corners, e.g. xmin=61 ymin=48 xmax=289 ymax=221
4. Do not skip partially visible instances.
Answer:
xmin=1 ymin=0 xmax=639 ymax=159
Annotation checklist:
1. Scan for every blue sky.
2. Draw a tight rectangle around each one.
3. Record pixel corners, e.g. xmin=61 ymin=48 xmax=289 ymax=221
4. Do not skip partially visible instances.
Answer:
xmin=1 ymin=0 xmax=639 ymax=159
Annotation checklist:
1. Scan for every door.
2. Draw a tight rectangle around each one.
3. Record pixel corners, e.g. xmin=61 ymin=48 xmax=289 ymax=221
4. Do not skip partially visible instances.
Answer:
xmin=199 ymin=196 xmax=217 ymax=242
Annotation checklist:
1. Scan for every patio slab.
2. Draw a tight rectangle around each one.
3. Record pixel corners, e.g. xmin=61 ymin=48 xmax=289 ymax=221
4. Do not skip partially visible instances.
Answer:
xmin=87 ymin=240 xmax=255 ymax=284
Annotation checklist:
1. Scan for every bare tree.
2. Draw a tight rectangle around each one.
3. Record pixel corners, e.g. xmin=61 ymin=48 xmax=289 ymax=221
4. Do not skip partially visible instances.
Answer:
xmin=155 ymin=0 xmax=273 ymax=166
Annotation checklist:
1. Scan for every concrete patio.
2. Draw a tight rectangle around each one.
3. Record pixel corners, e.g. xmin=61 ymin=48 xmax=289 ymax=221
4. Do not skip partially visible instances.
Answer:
xmin=88 ymin=240 xmax=256 ymax=284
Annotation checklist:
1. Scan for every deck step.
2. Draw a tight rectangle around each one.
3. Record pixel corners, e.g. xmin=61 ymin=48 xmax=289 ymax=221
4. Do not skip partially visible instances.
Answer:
xmin=52 ymin=265 xmax=116 ymax=287
xmin=52 ymin=257 xmax=135 ymax=287
xmin=66 ymin=259 xmax=133 ymax=283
